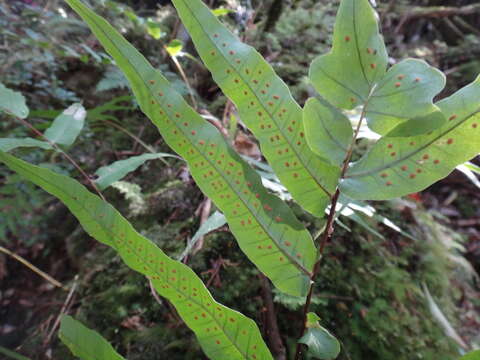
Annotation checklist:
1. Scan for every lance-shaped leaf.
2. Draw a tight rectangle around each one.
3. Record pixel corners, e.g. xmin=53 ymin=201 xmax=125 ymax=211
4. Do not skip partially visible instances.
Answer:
xmin=66 ymin=0 xmax=317 ymax=297
xmin=0 ymin=83 xmax=29 ymax=119
xmin=0 ymin=152 xmax=273 ymax=360
xmin=0 ymin=138 xmax=52 ymax=152
xmin=95 ymin=153 xmax=179 ymax=190
xmin=171 ymin=0 xmax=339 ymax=217
xmin=341 ymin=76 xmax=480 ymax=200
xmin=44 ymin=103 xmax=87 ymax=146
xmin=309 ymin=0 xmax=446 ymax=136
xmin=303 ymin=98 xmax=353 ymax=166
xmin=59 ymin=316 xmax=125 ymax=360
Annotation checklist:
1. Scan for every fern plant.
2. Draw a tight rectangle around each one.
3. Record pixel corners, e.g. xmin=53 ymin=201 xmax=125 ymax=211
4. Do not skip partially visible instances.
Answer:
xmin=1 ymin=0 xmax=479 ymax=359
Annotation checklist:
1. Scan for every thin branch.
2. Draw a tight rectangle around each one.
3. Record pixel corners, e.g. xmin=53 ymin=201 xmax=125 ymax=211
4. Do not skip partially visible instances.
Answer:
xmin=0 ymin=245 xmax=68 ymax=291
xmin=294 ymin=91 xmax=373 ymax=360
xmin=395 ymin=4 xmax=480 ymax=33
xmin=16 ymin=117 xmax=106 ymax=201
xmin=43 ymin=275 xmax=78 ymax=346
xmin=259 ymin=274 xmax=286 ymax=360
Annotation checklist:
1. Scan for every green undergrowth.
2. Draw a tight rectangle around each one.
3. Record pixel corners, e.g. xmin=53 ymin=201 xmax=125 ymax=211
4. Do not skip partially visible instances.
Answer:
xmin=23 ymin=200 xmax=462 ymax=360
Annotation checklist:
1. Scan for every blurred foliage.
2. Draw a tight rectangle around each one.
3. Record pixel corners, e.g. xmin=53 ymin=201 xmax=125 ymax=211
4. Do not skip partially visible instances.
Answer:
xmin=1 ymin=0 xmax=479 ymax=359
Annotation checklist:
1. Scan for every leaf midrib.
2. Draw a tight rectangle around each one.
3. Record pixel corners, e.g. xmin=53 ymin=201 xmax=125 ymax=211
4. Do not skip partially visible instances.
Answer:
xmin=179 ymin=0 xmax=333 ymax=199
xmin=79 ymin=5 xmax=311 ymax=277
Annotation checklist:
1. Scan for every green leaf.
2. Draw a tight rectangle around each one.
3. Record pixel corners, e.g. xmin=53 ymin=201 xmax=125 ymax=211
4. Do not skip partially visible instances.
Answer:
xmin=66 ymin=0 xmax=317 ymax=297
xmin=0 ymin=138 xmax=52 ymax=152
xmin=44 ymin=103 xmax=86 ymax=146
xmin=212 ymin=7 xmax=234 ymax=17
xmin=0 ymin=152 xmax=273 ymax=360
xmin=59 ymin=316 xmax=125 ymax=360
xmin=166 ymin=39 xmax=184 ymax=57
xmin=460 ymin=350 xmax=480 ymax=360
xmin=303 ymin=98 xmax=353 ymax=166
xmin=0 ymin=83 xmax=29 ymax=119
xmin=171 ymin=0 xmax=339 ymax=217
xmin=341 ymin=76 xmax=480 ymax=200
xmin=299 ymin=313 xmax=340 ymax=360
xmin=95 ymin=153 xmax=179 ymax=190
xmin=179 ymin=211 xmax=227 ymax=261
xmin=309 ymin=0 xmax=445 ymax=136
xmin=0 ymin=346 xmax=31 ymax=360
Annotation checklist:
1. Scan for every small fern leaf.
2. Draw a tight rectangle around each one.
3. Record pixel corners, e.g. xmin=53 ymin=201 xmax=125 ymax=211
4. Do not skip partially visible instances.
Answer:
xmin=303 ymin=98 xmax=353 ymax=166
xmin=171 ymin=0 xmax=340 ymax=217
xmin=0 ymin=83 xmax=29 ymax=119
xmin=309 ymin=0 xmax=445 ymax=136
xmin=66 ymin=0 xmax=317 ymax=297
xmin=59 ymin=316 xmax=125 ymax=360
xmin=0 ymin=152 xmax=274 ymax=360
xmin=341 ymin=76 xmax=480 ymax=200
xmin=0 ymin=138 xmax=52 ymax=152
xmin=95 ymin=153 xmax=179 ymax=190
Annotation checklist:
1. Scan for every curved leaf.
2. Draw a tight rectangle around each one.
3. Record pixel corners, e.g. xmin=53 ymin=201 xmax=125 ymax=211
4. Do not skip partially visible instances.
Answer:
xmin=59 ymin=316 xmax=125 ymax=360
xmin=95 ymin=153 xmax=179 ymax=190
xmin=66 ymin=0 xmax=317 ymax=297
xmin=0 ymin=83 xmax=29 ymax=119
xmin=298 ymin=313 xmax=340 ymax=360
xmin=365 ymin=59 xmax=446 ymax=135
xmin=341 ymin=76 xmax=480 ymax=200
xmin=0 ymin=138 xmax=51 ymax=152
xmin=309 ymin=0 xmax=445 ymax=136
xmin=303 ymin=98 xmax=353 ymax=166
xmin=171 ymin=0 xmax=339 ymax=217
xmin=0 ymin=152 xmax=273 ymax=360
xmin=44 ymin=103 xmax=86 ymax=146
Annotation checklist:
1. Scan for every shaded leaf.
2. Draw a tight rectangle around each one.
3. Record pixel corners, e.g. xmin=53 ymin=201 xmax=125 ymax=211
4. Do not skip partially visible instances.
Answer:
xmin=303 ymin=98 xmax=353 ymax=165
xmin=95 ymin=153 xmax=178 ymax=190
xmin=66 ymin=0 xmax=317 ymax=297
xmin=341 ymin=76 xmax=480 ymax=200
xmin=179 ymin=211 xmax=227 ymax=261
xmin=171 ymin=0 xmax=339 ymax=216
xmin=299 ymin=312 xmax=340 ymax=360
xmin=59 ymin=316 xmax=125 ymax=360
xmin=44 ymin=103 xmax=86 ymax=146
xmin=0 ymin=152 xmax=273 ymax=360
xmin=0 ymin=138 xmax=51 ymax=152
xmin=0 ymin=83 xmax=29 ymax=119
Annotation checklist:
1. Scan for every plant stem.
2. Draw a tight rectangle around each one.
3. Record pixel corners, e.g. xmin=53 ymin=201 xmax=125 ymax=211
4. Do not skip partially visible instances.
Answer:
xmin=0 ymin=245 xmax=68 ymax=291
xmin=294 ymin=103 xmax=369 ymax=360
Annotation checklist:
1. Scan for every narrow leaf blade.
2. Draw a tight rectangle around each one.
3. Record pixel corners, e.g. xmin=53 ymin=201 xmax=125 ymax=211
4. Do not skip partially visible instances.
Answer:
xmin=95 ymin=153 xmax=178 ymax=190
xmin=0 ymin=152 xmax=273 ymax=360
xmin=66 ymin=0 xmax=317 ymax=297
xmin=59 ymin=316 xmax=125 ymax=360
xmin=0 ymin=138 xmax=52 ymax=152
xmin=171 ymin=0 xmax=339 ymax=216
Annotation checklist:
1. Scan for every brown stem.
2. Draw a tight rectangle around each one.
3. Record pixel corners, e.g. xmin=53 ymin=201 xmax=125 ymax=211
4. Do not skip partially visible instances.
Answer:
xmin=16 ymin=117 xmax=106 ymax=201
xmin=259 ymin=274 xmax=287 ymax=360
xmin=294 ymin=103 xmax=369 ymax=360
